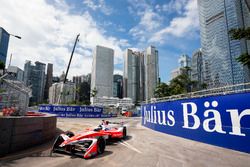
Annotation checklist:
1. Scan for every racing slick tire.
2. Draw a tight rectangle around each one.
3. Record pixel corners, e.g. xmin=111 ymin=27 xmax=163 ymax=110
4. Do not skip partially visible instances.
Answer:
xmin=50 ymin=135 xmax=64 ymax=156
xmin=97 ymin=136 xmax=106 ymax=154
xmin=65 ymin=131 xmax=75 ymax=137
xmin=122 ymin=127 xmax=127 ymax=139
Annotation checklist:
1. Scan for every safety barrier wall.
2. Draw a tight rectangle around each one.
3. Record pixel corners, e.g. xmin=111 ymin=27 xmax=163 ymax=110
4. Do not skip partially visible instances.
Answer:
xmin=141 ymin=92 xmax=250 ymax=153
xmin=0 ymin=114 xmax=57 ymax=156
xmin=39 ymin=105 xmax=116 ymax=118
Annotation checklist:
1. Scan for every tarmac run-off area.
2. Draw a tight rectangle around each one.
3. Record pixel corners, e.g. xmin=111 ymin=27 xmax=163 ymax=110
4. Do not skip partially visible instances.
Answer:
xmin=0 ymin=117 xmax=249 ymax=167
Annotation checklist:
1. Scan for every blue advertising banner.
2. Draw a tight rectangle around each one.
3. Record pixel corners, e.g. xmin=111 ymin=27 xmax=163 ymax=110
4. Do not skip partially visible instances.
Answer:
xmin=39 ymin=105 xmax=113 ymax=118
xmin=141 ymin=92 xmax=250 ymax=153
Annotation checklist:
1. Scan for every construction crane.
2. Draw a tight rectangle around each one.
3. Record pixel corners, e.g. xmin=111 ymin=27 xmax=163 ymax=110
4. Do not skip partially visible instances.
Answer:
xmin=57 ymin=34 xmax=80 ymax=104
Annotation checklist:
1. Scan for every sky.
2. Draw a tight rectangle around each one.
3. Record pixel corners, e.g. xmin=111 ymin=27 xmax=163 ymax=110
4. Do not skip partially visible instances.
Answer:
xmin=0 ymin=0 xmax=201 ymax=82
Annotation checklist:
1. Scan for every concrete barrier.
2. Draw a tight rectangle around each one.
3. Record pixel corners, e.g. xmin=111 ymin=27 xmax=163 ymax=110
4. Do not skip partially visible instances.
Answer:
xmin=0 ymin=114 xmax=56 ymax=156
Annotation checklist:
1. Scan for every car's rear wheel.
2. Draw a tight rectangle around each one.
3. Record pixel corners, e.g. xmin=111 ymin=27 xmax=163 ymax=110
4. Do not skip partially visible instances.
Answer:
xmin=123 ymin=127 xmax=127 ymax=139
xmin=97 ymin=137 xmax=105 ymax=154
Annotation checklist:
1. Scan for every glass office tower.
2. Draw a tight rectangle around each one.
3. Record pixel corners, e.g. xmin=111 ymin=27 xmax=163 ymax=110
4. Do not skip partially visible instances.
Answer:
xmin=198 ymin=0 xmax=250 ymax=87
xmin=0 ymin=27 xmax=10 ymax=64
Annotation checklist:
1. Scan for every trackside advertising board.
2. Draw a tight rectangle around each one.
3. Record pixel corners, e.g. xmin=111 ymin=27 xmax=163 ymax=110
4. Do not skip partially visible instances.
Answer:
xmin=141 ymin=92 xmax=250 ymax=153
xmin=39 ymin=105 xmax=113 ymax=118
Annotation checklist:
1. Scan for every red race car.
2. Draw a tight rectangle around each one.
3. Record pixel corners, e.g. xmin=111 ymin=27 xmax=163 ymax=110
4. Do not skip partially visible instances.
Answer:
xmin=51 ymin=121 xmax=127 ymax=159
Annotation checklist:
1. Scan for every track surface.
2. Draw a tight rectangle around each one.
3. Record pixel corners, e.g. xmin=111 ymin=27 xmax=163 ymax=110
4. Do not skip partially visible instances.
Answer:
xmin=1 ymin=117 xmax=250 ymax=167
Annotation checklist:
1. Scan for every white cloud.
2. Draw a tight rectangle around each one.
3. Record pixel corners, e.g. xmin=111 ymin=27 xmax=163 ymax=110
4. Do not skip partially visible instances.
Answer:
xmin=0 ymin=0 xmax=126 ymax=79
xmin=160 ymin=0 xmax=188 ymax=14
xmin=83 ymin=0 xmax=113 ymax=15
xmin=139 ymin=9 xmax=162 ymax=31
xmin=128 ymin=0 xmax=199 ymax=46
xmin=149 ymin=0 xmax=199 ymax=43
xmin=128 ymin=1 xmax=163 ymax=43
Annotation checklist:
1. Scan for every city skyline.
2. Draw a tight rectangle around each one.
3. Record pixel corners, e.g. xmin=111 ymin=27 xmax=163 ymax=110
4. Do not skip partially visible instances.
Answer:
xmin=0 ymin=0 xmax=200 ymax=82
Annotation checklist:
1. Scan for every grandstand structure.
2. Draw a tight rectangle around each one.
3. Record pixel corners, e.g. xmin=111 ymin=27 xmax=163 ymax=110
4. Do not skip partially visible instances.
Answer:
xmin=0 ymin=73 xmax=31 ymax=115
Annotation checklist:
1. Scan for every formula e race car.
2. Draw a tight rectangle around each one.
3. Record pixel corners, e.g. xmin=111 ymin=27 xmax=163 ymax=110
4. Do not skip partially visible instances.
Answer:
xmin=51 ymin=121 xmax=127 ymax=159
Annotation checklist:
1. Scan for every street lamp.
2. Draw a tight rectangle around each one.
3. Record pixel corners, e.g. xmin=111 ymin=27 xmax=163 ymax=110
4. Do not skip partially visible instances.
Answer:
xmin=6 ymin=30 xmax=22 ymax=67
xmin=9 ymin=33 xmax=22 ymax=39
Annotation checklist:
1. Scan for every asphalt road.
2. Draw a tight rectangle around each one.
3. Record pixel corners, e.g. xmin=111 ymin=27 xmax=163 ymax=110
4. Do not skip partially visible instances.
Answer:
xmin=1 ymin=117 xmax=250 ymax=167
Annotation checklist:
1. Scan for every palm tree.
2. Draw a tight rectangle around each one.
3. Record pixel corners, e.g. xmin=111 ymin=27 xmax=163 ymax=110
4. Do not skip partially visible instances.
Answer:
xmin=229 ymin=27 xmax=250 ymax=68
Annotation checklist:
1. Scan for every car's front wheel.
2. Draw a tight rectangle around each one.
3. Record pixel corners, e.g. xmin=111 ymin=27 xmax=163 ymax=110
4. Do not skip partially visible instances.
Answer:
xmin=97 ymin=136 xmax=106 ymax=154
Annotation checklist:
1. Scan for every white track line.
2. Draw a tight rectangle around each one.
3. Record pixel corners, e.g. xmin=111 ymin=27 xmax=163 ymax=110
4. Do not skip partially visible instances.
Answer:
xmin=119 ymin=140 xmax=142 ymax=154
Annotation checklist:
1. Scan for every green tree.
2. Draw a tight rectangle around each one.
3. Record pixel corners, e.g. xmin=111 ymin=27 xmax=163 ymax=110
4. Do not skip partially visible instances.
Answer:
xmin=229 ymin=27 xmax=250 ymax=68
xmin=90 ymin=87 xmax=98 ymax=97
xmin=170 ymin=67 xmax=192 ymax=94
xmin=169 ymin=75 xmax=187 ymax=95
xmin=229 ymin=27 xmax=250 ymax=40
xmin=169 ymin=67 xmax=201 ymax=95
xmin=0 ymin=61 xmax=5 ymax=70
xmin=153 ymin=67 xmax=206 ymax=99
xmin=154 ymin=82 xmax=170 ymax=98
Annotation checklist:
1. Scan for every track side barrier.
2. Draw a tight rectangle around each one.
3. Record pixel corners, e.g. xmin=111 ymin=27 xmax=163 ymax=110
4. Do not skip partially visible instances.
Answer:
xmin=0 ymin=114 xmax=56 ymax=157
xmin=141 ymin=92 xmax=250 ymax=153
xmin=39 ymin=105 xmax=116 ymax=118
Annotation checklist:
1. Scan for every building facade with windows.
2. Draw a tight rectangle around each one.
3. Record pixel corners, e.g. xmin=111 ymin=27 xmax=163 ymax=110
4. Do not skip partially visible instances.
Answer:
xmin=24 ymin=61 xmax=46 ymax=104
xmin=49 ymin=82 xmax=76 ymax=104
xmin=198 ymin=0 xmax=250 ymax=87
xmin=113 ymin=74 xmax=123 ymax=99
xmin=0 ymin=27 xmax=10 ymax=64
xmin=7 ymin=66 xmax=24 ymax=82
xmin=73 ymin=74 xmax=91 ymax=85
xmin=191 ymin=49 xmax=204 ymax=88
xmin=91 ymin=45 xmax=114 ymax=99
xmin=123 ymin=49 xmax=145 ymax=103
xmin=145 ymin=46 xmax=159 ymax=102
xmin=178 ymin=54 xmax=191 ymax=68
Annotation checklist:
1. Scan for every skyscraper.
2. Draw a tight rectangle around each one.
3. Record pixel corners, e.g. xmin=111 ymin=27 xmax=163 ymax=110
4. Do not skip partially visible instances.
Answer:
xmin=7 ymin=66 xmax=24 ymax=82
xmin=113 ymin=74 xmax=123 ymax=99
xmin=24 ymin=61 xmax=46 ymax=104
xmin=44 ymin=63 xmax=53 ymax=100
xmin=171 ymin=54 xmax=191 ymax=80
xmin=198 ymin=0 xmax=250 ymax=87
xmin=0 ymin=27 xmax=10 ymax=64
xmin=178 ymin=54 xmax=191 ymax=68
xmin=123 ymin=49 xmax=145 ymax=103
xmin=191 ymin=49 xmax=204 ymax=88
xmin=91 ymin=45 xmax=114 ymax=97
xmin=145 ymin=46 xmax=159 ymax=101
xmin=73 ymin=74 xmax=91 ymax=102
xmin=73 ymin=74 xmax=91 ymax=85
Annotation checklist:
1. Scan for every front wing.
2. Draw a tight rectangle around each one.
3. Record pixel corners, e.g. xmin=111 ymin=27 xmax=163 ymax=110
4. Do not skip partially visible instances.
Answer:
xmin=52 ymin=135 xmax=98 ymax=159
